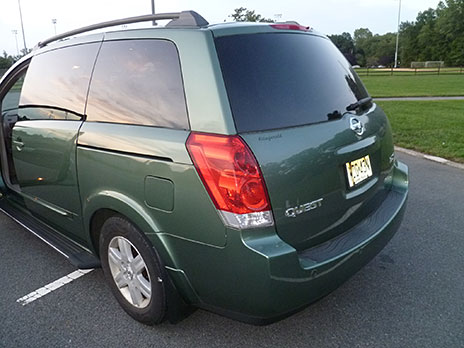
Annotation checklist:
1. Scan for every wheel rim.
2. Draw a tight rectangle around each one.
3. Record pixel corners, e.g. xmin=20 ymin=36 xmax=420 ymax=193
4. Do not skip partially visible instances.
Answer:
xmin=107 ymin=236 xmax=152 ymax=308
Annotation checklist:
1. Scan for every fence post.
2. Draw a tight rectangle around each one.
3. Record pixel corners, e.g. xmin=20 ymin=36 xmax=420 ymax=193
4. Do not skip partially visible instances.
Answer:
xmin=391 ymin=65 xmax=393 ymax=76
xmin=367 ymin=67 xmax=369 ymax=76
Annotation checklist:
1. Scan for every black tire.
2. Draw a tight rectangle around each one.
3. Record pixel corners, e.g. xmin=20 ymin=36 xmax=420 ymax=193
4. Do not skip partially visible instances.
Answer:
xmin=99 ymin=216 xmax=166 ymax=325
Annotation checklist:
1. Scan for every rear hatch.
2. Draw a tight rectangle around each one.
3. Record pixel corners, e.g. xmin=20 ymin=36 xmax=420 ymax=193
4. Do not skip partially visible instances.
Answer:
xmin=215 ymin=30 xmax=395 ymax=250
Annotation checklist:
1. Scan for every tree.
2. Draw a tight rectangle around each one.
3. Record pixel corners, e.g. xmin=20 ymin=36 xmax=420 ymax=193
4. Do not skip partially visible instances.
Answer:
xmin=230 ymin=7 xmax=274 ymax=23
xmin=353 ymin=28 xmax=373 ymax=66
xmin=435 ymin=0 xmax=464 ymax=65
xmin=328 ymin=32 xmax=356 ymax=65
xmin=399 ymin=21 xmax=421 ymax=65
xmin=354 ymin=28 xmax=373 ymax=45
xmin=398 ymin=0 xmax=464 ymax=66
xmin=376 ymin=33 xmax=396 ymax=66
xmin=0 ymin=51 xmax=16 ymax=69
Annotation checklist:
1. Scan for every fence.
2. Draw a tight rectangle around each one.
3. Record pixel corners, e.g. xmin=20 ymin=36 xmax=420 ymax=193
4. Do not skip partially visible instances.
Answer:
xmin=411 ymin=61 xmax=445 ymax=68
xmin=355 ymin=66 xmax=464 ymax=77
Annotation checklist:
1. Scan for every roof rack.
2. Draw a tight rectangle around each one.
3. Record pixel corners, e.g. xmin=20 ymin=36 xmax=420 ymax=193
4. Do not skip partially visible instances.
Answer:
xmin=167 ymin=11 xmax=208 ymax=28
xmin=37 ymin=11 xmax=209 ymax=48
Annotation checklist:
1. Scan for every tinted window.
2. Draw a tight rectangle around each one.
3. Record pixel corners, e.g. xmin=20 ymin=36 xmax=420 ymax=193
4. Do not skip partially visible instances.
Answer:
xmin=215 ymin=33 xmax=369 ymax=132
xmin=1 ymin=68 xmax=28 ymax=185
xmin=1 ymin=70 xmax=27 ymax=113
xmin=86 ymin=39 xmax=189 ymax=129
xmin=20 ymin=43 xmax=100 ymax=117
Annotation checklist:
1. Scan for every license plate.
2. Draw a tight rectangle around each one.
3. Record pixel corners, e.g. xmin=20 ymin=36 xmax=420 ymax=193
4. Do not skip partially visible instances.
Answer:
xmin=345 ymin=155 xmax=373 ymax=187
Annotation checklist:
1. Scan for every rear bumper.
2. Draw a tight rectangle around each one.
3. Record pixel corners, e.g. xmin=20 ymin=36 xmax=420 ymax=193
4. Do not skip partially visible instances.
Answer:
xmin=166 ymin=161 xmax=408 ymax=324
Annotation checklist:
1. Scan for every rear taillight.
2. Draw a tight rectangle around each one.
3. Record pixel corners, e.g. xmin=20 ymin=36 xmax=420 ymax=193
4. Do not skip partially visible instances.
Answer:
xmin=186 ymin=132 xmax=274 ymax=229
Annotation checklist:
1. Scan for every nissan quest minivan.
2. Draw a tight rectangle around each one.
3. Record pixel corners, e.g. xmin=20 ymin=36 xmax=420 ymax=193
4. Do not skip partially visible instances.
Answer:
xmin=0 ymin=11 xmax=408 ymax=325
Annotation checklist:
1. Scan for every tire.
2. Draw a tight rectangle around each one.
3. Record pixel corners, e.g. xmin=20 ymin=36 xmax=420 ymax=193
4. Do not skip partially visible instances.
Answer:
xmin=99 ymin=216 xmax=166 ymax=325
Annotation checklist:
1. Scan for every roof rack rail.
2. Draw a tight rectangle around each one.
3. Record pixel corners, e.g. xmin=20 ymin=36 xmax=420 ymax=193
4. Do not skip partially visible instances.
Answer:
xmin=36 ymin=11 xmax=209 ymax=48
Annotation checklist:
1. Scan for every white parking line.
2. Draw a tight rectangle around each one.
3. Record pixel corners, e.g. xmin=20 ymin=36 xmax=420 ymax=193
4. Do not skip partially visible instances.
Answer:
xmin=16 ymin=269 xmax=94 ymax=306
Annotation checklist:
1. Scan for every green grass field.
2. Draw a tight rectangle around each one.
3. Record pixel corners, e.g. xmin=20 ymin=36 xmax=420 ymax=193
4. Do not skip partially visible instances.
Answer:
xmin=360 ymin=75 xmax=464 ymax=97
xmin=377 ymin=100 xmax=464 ymax=163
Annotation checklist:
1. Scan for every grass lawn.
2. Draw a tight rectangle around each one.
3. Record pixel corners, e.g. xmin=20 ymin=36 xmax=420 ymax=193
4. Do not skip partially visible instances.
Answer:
xmin=360 ymin=74 xmax=464 ymax=97
xmin=377 ymin=100 xmax=464 ymax=163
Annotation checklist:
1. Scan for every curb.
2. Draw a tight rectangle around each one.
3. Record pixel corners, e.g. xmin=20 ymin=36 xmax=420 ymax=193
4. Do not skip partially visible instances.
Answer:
xmin=375 ymin=96 xmax=464 ymax=101
xmin=395 ymin=146 xmax=464 ymax=170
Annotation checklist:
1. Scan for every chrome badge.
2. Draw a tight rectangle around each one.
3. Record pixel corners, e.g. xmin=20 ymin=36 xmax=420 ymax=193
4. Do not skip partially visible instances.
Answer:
xmin=285 ymin=198 xmax=323 ymax=218
xmin=350 ymin=117 xmax=365 ymax=136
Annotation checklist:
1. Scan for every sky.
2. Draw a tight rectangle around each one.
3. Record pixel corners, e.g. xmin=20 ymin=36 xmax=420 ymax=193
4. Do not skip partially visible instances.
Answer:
xmin=1 ymin=0 xmax=441 ymax=56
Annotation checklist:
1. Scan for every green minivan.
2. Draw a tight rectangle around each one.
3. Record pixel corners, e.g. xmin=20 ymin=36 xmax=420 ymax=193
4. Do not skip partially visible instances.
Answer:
xmin=0 ymin=11 xmax=408 ymax=325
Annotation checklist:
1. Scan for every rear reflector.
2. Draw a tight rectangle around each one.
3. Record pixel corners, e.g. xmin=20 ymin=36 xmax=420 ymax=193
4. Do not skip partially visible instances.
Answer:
xmin=186 ymin=132 xmax=274 ymax=229
xmin=270 ymin=23 xmax=310 ymax=31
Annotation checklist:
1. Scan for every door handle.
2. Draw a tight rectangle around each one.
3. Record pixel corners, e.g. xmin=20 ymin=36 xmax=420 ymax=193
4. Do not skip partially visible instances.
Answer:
xmin=13 ymin=139 xmax=24 ymax=151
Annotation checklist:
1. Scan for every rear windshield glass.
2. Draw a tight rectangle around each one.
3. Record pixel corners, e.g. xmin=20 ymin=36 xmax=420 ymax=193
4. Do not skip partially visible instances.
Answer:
xmin=215 ymin=33 xmax=369 ymax=133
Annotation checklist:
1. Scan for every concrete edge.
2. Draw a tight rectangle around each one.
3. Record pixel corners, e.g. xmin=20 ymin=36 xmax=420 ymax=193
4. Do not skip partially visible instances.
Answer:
xmin=376 ymin=96 xmax=464 ymax=101
xmin=395 ymin=146 xmax=464 ymax=170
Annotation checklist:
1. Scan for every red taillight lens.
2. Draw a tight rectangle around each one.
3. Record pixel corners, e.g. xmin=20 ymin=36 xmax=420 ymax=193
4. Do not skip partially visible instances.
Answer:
xmin=186 ymin=132 xmax=271 ymax=215
xmin=270 ymin=23 xmax=311 ymax=31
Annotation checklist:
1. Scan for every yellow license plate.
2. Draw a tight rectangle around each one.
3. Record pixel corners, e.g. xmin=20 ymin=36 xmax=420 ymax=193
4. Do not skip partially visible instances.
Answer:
xmin=345 ymin=155 xmax=373 ymax=187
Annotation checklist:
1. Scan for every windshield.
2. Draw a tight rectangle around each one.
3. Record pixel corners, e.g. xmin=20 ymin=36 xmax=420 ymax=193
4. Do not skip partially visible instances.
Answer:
xmin=215 ymin=33 xmax=369 ymax=133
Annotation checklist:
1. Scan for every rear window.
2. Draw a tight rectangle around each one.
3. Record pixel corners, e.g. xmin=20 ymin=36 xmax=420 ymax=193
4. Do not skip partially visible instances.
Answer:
xmin=215 ymin=33 xmax=369 ymax=133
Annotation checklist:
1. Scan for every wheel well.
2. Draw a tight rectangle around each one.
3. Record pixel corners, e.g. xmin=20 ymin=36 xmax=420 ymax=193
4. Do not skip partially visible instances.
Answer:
xmin=89 ymin=208 xmax=193 ymax=320
xmin=89 ymin=208 xmax=118 ymax=257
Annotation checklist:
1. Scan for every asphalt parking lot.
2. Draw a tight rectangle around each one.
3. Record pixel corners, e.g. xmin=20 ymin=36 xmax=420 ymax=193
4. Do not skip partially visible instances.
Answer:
xmin=1 ymin=152 xmax=463 ymax=348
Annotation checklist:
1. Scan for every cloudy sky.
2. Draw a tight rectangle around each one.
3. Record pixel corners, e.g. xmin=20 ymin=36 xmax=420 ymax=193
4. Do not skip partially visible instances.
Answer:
xmin=1 ymin=0 xmax=440 ymax=55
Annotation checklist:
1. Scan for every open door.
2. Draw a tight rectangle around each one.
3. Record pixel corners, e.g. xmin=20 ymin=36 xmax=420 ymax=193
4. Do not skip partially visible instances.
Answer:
xmin=0 ymin=42 xmax=101 ymax=239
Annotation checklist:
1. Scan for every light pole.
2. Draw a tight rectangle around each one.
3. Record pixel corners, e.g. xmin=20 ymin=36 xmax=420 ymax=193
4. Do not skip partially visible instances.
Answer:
xmin=17 ymin=0 xmax=27 ymax=53
xmin=151 ymin=0 xmax=157 ymax=26
xmin=52 ymin=18 xmax=57 ymax=35
xmin=12 ymin=30 xmax=20 ymax=56
xmin=394 ymin=0 xmax=402 ymax=68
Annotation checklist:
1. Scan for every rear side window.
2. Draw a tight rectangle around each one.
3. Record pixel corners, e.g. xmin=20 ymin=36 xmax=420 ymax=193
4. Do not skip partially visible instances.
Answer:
xmin=19 ymin=43 xmax=100 ymax=118
xmin=86 ymin=39 xmax=189 ymax=129
xmin=215 ymin=33 xmax=369 ymax=133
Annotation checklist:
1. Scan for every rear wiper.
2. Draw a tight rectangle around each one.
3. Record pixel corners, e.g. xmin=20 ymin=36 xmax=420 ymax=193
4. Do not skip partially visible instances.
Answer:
xmin=346 ymin=97 xmax=373 ymax=112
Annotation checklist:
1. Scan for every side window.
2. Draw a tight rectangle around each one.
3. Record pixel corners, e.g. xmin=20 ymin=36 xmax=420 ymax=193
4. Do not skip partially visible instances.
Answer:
xmin=86 ymin=39 xmax=189 ymax=129
xmin=1 ymin=69 xmax=27 ymax=114
xmin=18 ymin=43 xmax=101 ymax=121
xmin=1 ymin=68 xmax=28 ymax=183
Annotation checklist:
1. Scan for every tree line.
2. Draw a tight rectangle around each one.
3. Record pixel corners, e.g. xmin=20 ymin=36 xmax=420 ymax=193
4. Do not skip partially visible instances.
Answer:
xmin=231 ymin=2 xmax=463 ymax=68
xmin=328 ymin=0 xmax=464 ymax=67
xmin=1 ymin=47 xmax=32 ymax=71
xmin=2 ymin=2 xmax=462 ymax=70
xmin=0 ymin=51 xmax=20 ymax=70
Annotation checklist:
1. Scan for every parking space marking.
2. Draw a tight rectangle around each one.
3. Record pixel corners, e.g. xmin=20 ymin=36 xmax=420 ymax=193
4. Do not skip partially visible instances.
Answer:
xmin=16 ymin=269 xmax=94 ymax=306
